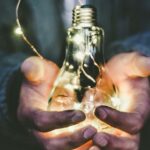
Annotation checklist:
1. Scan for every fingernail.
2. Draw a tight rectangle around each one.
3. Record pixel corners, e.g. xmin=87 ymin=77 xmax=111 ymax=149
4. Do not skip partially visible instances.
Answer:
xmin=95 ymin=108 xmax=107 ymax=120
xmin=83 ymin=126 xmax=97 ymax=139
xmin=97 ymin=135 xmax=108 ymax=147
xmin=71 ymin=111 xmax=85 ymax=123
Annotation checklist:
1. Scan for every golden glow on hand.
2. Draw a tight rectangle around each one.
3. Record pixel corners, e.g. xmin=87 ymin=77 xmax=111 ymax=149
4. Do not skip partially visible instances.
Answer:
xmin=74 ymin=103 xmax=81 ymax=110
xmin=111 ymin=94 xmax=121 ymax=109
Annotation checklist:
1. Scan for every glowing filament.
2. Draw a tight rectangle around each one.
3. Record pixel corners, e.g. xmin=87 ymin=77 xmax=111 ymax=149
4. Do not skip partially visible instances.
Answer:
xmin=74 ymin=51 xmax=85 ymax=62
xmin=16 ymin=0 xmax=43 ymax=59
xmin=73 ymin=34 xmax=84 ymax=44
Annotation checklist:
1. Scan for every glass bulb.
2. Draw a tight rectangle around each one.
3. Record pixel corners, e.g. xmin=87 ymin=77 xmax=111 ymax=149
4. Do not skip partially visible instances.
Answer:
xmin=48 ymin=5 xmax=120 ymax=135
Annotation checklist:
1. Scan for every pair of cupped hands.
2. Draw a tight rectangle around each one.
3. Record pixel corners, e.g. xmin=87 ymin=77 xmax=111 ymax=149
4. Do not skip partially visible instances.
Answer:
xmin=18 ymin=52 xmax=150 ymax=150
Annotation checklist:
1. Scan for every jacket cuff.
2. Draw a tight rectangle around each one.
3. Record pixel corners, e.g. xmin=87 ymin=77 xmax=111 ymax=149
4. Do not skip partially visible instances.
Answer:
xmin=106 ymin=32 xmax=150 ymax=60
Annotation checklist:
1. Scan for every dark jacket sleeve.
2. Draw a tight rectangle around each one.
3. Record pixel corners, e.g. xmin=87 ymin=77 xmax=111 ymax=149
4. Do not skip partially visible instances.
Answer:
xmin=0 ymin=52 xmax=40 ymax=149
xmin=106 ymin=31 xmax=150 ymax=60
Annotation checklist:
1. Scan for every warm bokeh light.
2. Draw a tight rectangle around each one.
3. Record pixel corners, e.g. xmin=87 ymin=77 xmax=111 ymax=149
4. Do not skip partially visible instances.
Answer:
xmin=14 ymin=26 xmax=23 ymax=35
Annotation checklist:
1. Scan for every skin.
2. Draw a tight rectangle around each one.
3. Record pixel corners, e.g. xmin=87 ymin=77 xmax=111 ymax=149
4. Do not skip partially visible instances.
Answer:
xmin=18 ymin=52 xmax=150 ymax=150
xmin=91 ymin=52 xmax=150 ymax=150
xmin=18 ymin=57 xmax=97 ymax=150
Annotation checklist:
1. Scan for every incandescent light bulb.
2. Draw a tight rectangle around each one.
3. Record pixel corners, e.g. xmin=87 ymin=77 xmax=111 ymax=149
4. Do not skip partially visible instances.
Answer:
xmin=47 ymin=5 xmax=120 ymax=135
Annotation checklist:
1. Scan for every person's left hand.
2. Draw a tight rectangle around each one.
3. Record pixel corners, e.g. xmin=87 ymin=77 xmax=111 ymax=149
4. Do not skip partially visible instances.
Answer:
xmin=90 ymin=52 xmax=150 ymax=150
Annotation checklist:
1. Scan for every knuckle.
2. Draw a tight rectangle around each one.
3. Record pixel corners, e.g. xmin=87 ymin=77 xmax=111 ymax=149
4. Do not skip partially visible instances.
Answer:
xmin=130 ymin=114 xmax=143 ymax=134
xmin=34 ymin=112 xmax=51 ymax=131
xmin=35 ymin=117 xmax=49 ymax=131
xmin=35 ymin=119 xmax=45 ymax=131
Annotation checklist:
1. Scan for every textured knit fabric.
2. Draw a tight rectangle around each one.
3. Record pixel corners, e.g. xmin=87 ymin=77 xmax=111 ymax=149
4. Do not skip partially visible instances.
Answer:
xmin=0 ymin=0 xmax=150 ymax=149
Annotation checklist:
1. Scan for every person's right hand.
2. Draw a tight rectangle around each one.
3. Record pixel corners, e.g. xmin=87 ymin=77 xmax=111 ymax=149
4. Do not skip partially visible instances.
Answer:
xmin=17 ymin=56 xmax=96 ymax=150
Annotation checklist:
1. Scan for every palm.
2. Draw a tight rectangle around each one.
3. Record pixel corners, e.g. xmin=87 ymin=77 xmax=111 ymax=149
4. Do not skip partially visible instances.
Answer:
xmin=105 ymin=52 xmax=150 ymax=117
xmin=92 ymin=52 xmax=150 ymax=150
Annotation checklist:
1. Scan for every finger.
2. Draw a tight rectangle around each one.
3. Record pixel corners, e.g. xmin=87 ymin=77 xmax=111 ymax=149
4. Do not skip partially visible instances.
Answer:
xmin=89 ymin=146 xmax=101 ymax=150
xmin=93 ymin=132 xmax=139 ymax=150
xmin=18 ymin=109 xmax=85 ymax=132
xmin=41 ymin=126 xmax=97 ymax=150
xmin=95 ymin=106 xmax=143 ymax=134
xmin=130 ymin=52 xmax=150 ymax=77
xmin=21 ymin=56 xmax=59 ymax=84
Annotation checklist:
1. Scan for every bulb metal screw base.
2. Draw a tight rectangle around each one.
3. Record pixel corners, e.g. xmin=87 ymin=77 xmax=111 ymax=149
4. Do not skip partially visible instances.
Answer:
xmin=72 ymin=5 xmax=97 ymax=27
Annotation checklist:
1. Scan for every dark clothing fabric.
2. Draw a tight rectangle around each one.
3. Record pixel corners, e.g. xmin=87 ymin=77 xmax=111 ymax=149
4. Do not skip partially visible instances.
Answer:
xmin=1 ymin=0 xmax=150 ymax=59
xmin=0 ymin=0 xmax=150 ymax=149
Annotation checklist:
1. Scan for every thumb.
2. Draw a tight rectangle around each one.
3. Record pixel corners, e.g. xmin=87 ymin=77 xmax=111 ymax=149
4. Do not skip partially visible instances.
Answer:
xmin=21 ymin=56 xmax=59 ymax=84
xmin=130 ymin=53 xmax=150 ymax=77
